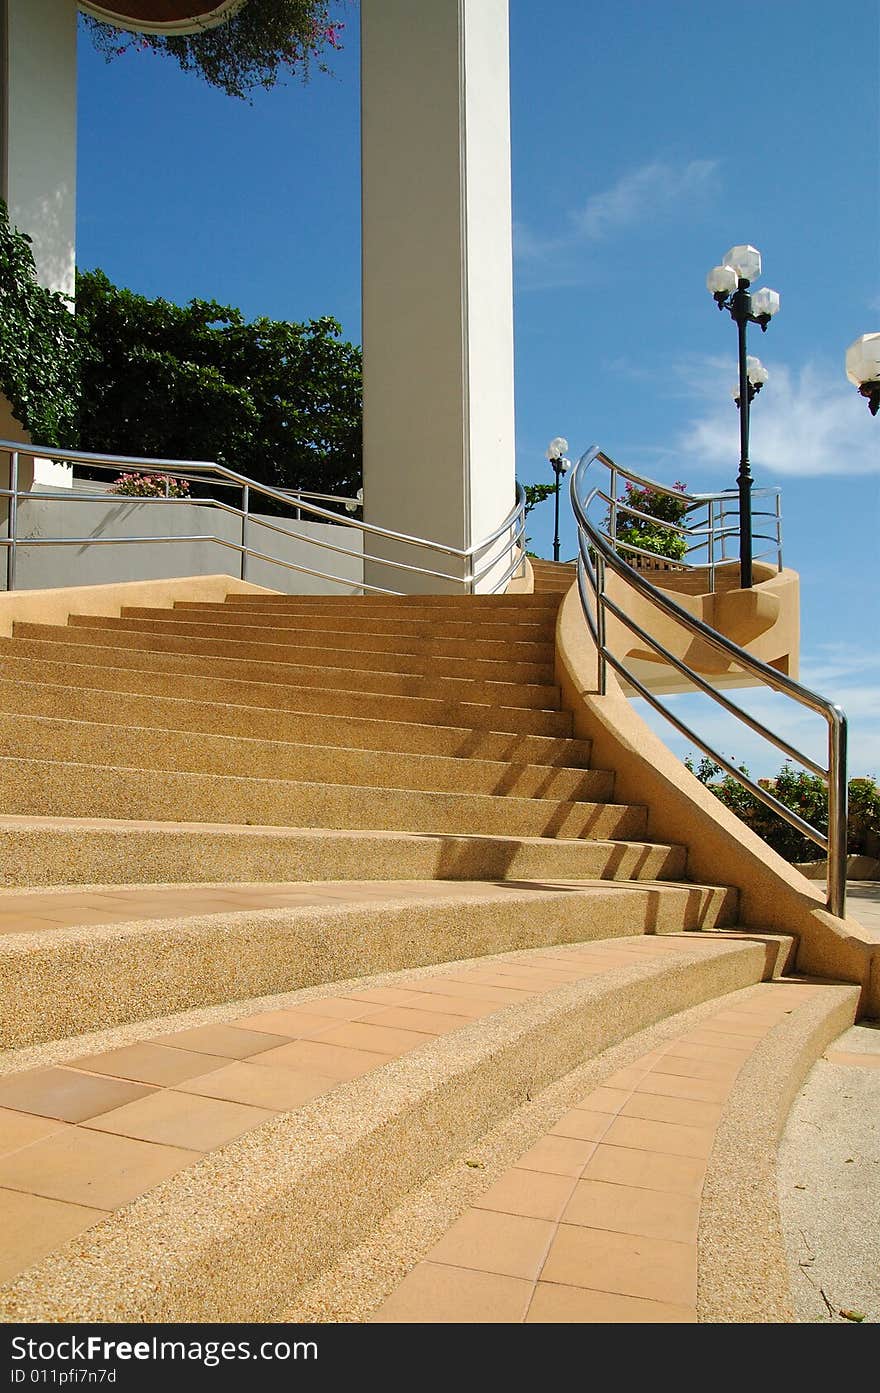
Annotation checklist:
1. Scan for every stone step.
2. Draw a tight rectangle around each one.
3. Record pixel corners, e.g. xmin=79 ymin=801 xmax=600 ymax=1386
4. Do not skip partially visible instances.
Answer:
xmin=58 ymin=618 xmax=555 ymax=685
xmin=0 ymin=933 xmax=785 ymax=1318
xmin=0 ymin=818 xmax=689 ymax=889
xmin=0 ymin=676 xmax=588 ymax=764
xmin=2 ymin=632 xmax=561 ymax=710
xmin=219 ymin=592 xmax=561 ymax=611
xmin=118 ymin=607 xmax=556 ymax=649
xmin=0 ymin=655 xmax=574 ymax=737
xmin=0 ymin=755 xmax=650 ymax=841
xmin=0 ymin=712 xmax=609 ymax=803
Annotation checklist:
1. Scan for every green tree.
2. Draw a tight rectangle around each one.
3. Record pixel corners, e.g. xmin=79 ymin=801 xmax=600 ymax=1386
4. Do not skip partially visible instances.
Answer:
xmin=0 ymin=200 xmax=79 ymax=447
xmin=76 ymin=269 xmax=362 ymax=501
xmin=522 ymin=482 xmax=557 ymax=557
xmin=608 ymin=479 xmax=689 ymax=562
xmin=81 ymin=1 xmax=344 ymax=101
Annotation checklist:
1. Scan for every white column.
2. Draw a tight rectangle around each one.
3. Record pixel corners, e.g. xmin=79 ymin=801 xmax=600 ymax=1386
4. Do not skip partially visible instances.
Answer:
xmin=360 ymin=0 xmax=516 ymax=593
xmin=1 ymin=0 xmax=76 ymax=490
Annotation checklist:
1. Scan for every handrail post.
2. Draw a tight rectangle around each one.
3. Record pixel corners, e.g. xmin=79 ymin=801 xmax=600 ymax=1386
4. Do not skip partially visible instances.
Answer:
xmin=596 ymin=552 xmax=607 ymax=696
xmin=241 ymin=484 xmax=249 ymax=582
xmin=6 ymin=451 xmax=19 ymax=592
xmin=609 ymin=465 xmax=618 ymax=557
xmin=775 ymin=492 xmax=783 ymax=573
xmin=708 ymin=498 xmax=716 ymax=593
xmin=826 ymin=711 xmax=848 ymax=918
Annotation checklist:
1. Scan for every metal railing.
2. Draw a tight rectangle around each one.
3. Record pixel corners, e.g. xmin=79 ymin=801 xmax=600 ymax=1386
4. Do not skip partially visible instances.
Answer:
xmin=1 ymin=441 xmax=527 ymax=597
xmin=599 ymin=456 xmax=782 ymax=591
xmin=571 ymin=445 xmax=848 ymax=918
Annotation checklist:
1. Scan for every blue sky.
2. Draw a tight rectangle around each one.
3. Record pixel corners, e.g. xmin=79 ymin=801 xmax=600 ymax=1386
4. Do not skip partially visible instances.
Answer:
xmin=75 ymin=0 xmax=879 ymax=779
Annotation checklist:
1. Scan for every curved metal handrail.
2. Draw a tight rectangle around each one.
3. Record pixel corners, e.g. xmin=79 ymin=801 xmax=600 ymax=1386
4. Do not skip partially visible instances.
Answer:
xmin=570 ymin=444 xmax=848 ymax=918
xmin=1 ymin=440 xmax=526 ymax=596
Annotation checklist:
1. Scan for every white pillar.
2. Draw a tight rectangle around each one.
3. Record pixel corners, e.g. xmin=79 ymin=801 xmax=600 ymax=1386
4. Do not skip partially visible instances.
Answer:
xmin=361 ymin=0 xmax=516 ymax=593
xmin=1 ymin=0 xmax=76 ymax=491
xmin=2 ymin=0 xmax=77 ymax=297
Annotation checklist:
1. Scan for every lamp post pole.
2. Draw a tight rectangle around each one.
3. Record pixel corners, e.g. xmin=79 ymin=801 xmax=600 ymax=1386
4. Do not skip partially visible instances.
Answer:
xmin=706 ymin=245 xmax=780 ymax=589
xmin=546 ymin=437 xmax=571 ymax=563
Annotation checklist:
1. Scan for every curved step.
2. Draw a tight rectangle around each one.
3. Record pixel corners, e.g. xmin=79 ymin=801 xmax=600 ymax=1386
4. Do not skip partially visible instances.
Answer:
xmin=128 ymin=606 xmax=558 ymax=645
xmin=0 ymin=677 xmax=584 ymax=759
xmin=0 ymin=933 xmax=778 ymax=1320
xmin=0 ymin=712 xmax=607 ymax=803
xmin=0 ymin=655 xmax=574 ymax=735
xmin=0 ymin=756 xmax=646 ymax=839
xmin=0 ymin=878 xmax=738 ymax=1047
xmin=365 ymin=977 xmax=858 ymax=1324
xmin=2 ymin=632 xmax=561 ymax=710
xmin=0 ymin=819 xmax=689 ymax=890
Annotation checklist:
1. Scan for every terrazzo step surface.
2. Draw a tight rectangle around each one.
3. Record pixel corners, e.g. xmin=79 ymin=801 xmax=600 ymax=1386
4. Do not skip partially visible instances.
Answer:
xmin=0 ymin=878 xmax=740 ymax=1047
xmin=0 ymin=818 xmax=690 ymax=890
xmin=0 ymin=930 xmax=792 ymax=1321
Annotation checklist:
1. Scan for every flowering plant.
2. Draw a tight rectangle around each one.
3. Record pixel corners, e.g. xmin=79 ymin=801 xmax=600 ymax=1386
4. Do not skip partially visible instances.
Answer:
xmin=108 ymin=473 xmax=190 ymax=498
xmin=608 ymin=480 xmax=689 ymax=562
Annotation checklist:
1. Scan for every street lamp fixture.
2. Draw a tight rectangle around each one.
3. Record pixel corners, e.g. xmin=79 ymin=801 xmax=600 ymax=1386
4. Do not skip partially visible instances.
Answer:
xmin=707 ymin=244 xmax=780 ymax=589
xmin=546 ymin=436 xmax=572 ymax=562
xmin=845 ymin=333 xmax=880 ymax=416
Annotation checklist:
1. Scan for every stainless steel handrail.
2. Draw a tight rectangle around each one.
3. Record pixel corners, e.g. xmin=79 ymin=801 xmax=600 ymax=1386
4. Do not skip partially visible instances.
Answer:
xmin=1 ymin=440 xmax=526 ymax=596
xmin=571 ymin=445 xmax=848 ymax=918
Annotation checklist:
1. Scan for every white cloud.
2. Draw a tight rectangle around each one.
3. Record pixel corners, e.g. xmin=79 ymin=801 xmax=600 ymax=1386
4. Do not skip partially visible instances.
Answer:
xmin=572 ymin=159 xmax=719 ymax=241
xmin=515 ymin=157 xmax=720 ymax=268
xmin=674 ymin=357 xmax=879 ymax=476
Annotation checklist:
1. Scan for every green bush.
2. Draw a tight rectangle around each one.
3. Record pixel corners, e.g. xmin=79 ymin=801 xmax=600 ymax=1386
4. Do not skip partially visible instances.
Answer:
xmin=609 ymin=479 xmax=689 ymax=563
xmin=685 ymin=754 xmax=880 ymax=863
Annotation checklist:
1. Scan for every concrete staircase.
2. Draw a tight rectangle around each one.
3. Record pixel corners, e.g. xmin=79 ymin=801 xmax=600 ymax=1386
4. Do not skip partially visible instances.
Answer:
xmin=0 ymin=586 xmax=859 ymax=1321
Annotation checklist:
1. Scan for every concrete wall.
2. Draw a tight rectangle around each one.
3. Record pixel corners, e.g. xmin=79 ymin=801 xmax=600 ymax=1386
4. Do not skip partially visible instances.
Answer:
xmin=3 ymin=495 xmax=365 ymax=594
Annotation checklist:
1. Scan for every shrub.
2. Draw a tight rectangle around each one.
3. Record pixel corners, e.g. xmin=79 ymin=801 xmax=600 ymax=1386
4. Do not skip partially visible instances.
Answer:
xmin=108 ymin=473 xmax=190 ymax=498
xmin=610 ymin=480 xmax=689 ymax=563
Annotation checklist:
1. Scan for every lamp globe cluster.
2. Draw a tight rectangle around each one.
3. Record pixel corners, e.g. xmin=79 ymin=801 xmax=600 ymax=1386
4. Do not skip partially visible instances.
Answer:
xmin=845 ymin=333 xmax=880 ymax=416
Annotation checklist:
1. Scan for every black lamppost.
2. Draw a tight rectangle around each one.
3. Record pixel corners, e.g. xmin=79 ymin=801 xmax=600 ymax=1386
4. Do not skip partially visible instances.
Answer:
xmin=546 ymin=436 xmax=572 ymax=562
xmin=706 ymin=245 xmax=780 ymax=589
xmin=845 ymin=334 xmax=880 ymax=415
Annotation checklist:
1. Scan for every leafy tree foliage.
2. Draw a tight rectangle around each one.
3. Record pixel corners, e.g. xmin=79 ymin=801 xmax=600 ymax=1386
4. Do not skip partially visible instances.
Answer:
xmin=0 ymin=200 xmax=79 ymax=447
xmin=685 ymin=754 xmax=880 ymax=863
xmin=76 ymin=269 xmax=362 ymax=501
xmin=81 ymin=1 xmax=344 ymax=100
xmin=608 ymin=479 xmax=689 ymax=562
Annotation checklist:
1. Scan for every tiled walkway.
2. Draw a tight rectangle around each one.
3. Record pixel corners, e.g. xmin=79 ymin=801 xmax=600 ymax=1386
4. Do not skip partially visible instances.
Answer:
xmin=0 ymin=935 xmax=698 ymax=1287
xmin=372 ymin=980 xmax=820 ymax=1323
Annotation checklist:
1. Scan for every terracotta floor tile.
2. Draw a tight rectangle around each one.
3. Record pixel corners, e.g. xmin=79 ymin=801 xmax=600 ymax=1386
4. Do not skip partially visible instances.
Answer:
xmin=582 ymin=1144 xmax=706 ymax=1197
xmin=175 ymin=1062 xmax=339 ymax=1111
xmin=601 ymin=1115 xmax=716 ymax=1160
xmin=346 ymin=987 xmax=434 ymax=1007
xmin=0 ymin=1186 xmax=107 ymax=1285
xmin=0 ymin=1127 xmax=200 ymax=1209
xmin=372 ymin=1262 xmax=533 ymax=1323
xmin=635 ymin=1072 xmax=731 ymax=1104
xmin=409 ymin=979 xmax=524 ymax=1004
xmin=825 ymin=1050 xmax=880 ymax=1069
xmin=473 ymin=1168 xmax=577 ymax=1222
xmin=0 ymin=1108 xmax=68 ymax=1158
xmin=0 ymin=1068 xmax=154 ymax=1124
xmin=684 ymin=1029 xmax=759 ymax=1052
xmin=147 ymin=1024 xmax=292 ymax=1058
xmin=365 ymin=1006 xmax=466 ymax=1036
xmin=516 ymin=1134 xmax=598 ymax=1178
xmin=602 ymin=1067 xmax=650 ymax=1090
xmin=69 ymin=1043 xmax=230 ymax=1088
xmin=708 ymin=1012 xmax=773 ymax=1036
xmin=378 ymin=993 xmax=496 ymax=1020
xmin=253 ymin=1039 xmax=395 ymax=1080
xmin=526 ymin=1281 xmax=695 ymax=1323
xmin=562 ymin=1178 xmax=700 ymax=1243
xmin=541 ymin=1223 xmax=696 ymax=1306
xmin=664 ymin=1038 xmax=752 ymax=1065
xmin=84 ymin=1090 xmax=272 ymax=1151
xmin=313 ymin=1020 xmax=436 ymax=1056
xmin=426 ymin=1208 xmax=555 ymax=1281
xmin=550 ymin=1110 xmax=614 ymax=1144
xmin=622 ymin=1092 xmax=723 ymax=1128
xmin=648 ymin=1054 xmax=744 ymax=1082
xmin=574 ymin=1086 xmax=631 ymax=1115
xmin=233 ymin=1004 xmax=378 ymax=1034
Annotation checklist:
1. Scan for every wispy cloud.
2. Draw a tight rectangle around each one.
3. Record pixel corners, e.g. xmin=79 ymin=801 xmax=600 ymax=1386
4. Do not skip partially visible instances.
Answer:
xmin=671 ymin=357 xmax=878 ymax=477
xmin=514 ymin=158 xmax=720 ymax=286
